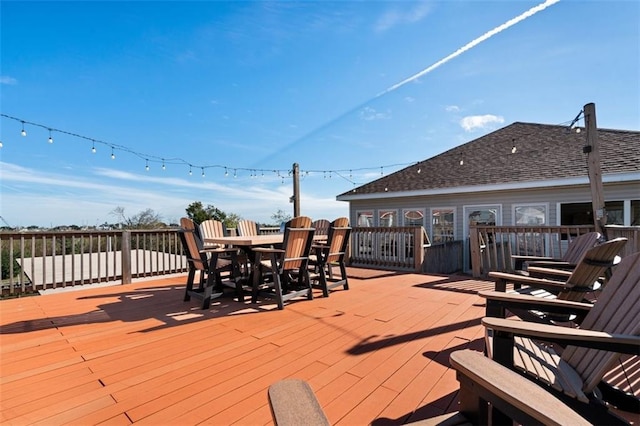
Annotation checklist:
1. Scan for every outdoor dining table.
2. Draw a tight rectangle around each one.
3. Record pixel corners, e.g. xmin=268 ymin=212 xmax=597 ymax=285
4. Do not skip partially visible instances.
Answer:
xmin=204 ymin=234 xmax=327 ymax=300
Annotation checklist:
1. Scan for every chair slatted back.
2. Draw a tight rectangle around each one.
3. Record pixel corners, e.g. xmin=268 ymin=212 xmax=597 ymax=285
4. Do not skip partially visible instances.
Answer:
xmin=558 ymin=237 xmax=627 ymax=301
xmin=180 ymin=217 xmax=207 ymax=271
xmin=199 ymin=219 xmax=226 ymax=248
xmin=311 ymin=219 xmax=330 ymax=236
xmin=237 ymin=220 xmax=259 ymax=236
xmin=561 ymin=252 xmax=640 ymax=393
xmin=326 ymin=217 xmax=351 ymax=264
xmin=282 ymin=216 xmax=313 ymax=270
xmin=562 ymin=232 xmax=601 ymax=264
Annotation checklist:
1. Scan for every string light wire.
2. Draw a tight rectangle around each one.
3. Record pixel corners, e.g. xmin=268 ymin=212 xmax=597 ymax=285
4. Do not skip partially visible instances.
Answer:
xmin=1 ymin=113 xmax=415 ymax=185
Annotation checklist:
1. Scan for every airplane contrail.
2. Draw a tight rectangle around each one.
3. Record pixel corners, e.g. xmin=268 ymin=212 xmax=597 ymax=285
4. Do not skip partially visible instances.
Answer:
xmin=254 ymin=0 xmax=560 ymax=166
xmin=376 ymin=0 xmax=561 ymax=97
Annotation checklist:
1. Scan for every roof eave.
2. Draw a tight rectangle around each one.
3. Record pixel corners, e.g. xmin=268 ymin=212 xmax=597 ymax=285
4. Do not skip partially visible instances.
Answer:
xmin=336 ymin=172 xmax=640 ymax=201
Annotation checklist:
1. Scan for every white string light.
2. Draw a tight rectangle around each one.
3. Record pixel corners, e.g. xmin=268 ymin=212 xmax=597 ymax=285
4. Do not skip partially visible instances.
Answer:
xmin=14 ymin=113 xmax=594 ymax=186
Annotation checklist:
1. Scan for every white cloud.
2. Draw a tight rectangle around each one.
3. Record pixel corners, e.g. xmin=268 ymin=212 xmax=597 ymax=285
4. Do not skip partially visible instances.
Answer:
xmin=359 ymin=106 xmax=391 ymax=121
xmin=459 ymin=114 xmax=505 ymax=132
xmin=0 ymin=76 xmax=17 ymax=85
xmin=405 ymin=96 xmax=416 ymax=103
xmin=375 ymin=2 xmax=431 ymax=32
xmin=0 ymin=161 xmax=346 ymax=227
xmin=445 ymin=105 xmax=460 ymax=112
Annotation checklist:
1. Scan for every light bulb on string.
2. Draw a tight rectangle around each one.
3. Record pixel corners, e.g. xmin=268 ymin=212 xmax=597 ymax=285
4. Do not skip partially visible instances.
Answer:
xmin=91 ymin=140 xmax=96 ymax=153
xmin=224 ymin=167 xmax=228 ymax=177
xmin=111 ymin=147 xmax=115 ymax=160
xmin=189 ymin=166 xmax=193 ymax=176
xmin=145 ymin=160 xmax=150 ymax=171
xmin=201 ymin=167 xmax=205 ymax=178
xmin=162 ymin=159 xmax=166 ymax=171
xmin=21 ymin=121 xmax=26 ymax=137
xmin=233 ymin=169 xmax=237 ymax=178
xmin=48 ymin=129 xmax=53 ymax=144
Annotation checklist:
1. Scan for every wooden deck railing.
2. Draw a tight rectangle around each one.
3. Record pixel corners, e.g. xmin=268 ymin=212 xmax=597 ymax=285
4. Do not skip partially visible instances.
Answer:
xmin=0 ymin=229 xmax=187 ymax=295
xmin=469 ymin=225 xmax=640 ymax=278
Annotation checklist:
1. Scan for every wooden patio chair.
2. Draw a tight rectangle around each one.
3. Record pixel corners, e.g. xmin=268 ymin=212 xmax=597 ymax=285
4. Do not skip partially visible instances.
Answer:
xmin=311 ymin=218 xmax=330 ymax=236
xmin=268 ymin=350 xmax=593 ymax=425
xmin=178 ymin=217 xmax=242 ymax=309
xmin=199 ymin=218 xmax=228 ymax=248
xmin=252 ymin=216 xmax=315 ymax=310
xmin=309 ymin=217 xmax=351 ymax=297
xmin=511 ymin=231 xmax=601 ymax=273
xmin=483 ymin=252 xmax=640 ymax=424
xmin=237 ymin=219 xmax=260 ymax=236
xmin=484 ymin=238 xmax=627 ymax=324
xmin=198 ymin=218 xmax=249 ymax=300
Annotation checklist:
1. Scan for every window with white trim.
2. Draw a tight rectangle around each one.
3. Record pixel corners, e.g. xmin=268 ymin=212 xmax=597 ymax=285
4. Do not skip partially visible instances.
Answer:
xmin=378 ymin=209 xmax=398 ymax=227
xmin=431 ymin=208 xmax=455 ymax=243
xmin=403 ymin=209 xmax=425 ymax=227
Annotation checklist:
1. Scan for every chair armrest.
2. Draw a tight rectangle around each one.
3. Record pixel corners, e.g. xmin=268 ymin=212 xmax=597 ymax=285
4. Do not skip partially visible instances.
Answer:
xmin=526 ymin=261 xmax=576 ymax=270
xmin=449 ymin=350 xmax=591 ymax=426
xmin=480 ymin=290 xmax=593 ymax=311
xmin=253 ymin=247 xmax=285 ymax=254
xmin=268 ymin=379 xmax=329 ymax=426
xmin=526 ymin=266 xmax=572 ymax=279
xmin=200 ymin=247 xmax=240 ymax=254
xmin=488 ymin=271 xmax=568 ymax=292
xmin=482 ymin=317 xmax=640 ymax=355
xmin=511 ymin=255 xmax=556 ymax=270
xmin=479 ymin=290 xmax=592 ymax=320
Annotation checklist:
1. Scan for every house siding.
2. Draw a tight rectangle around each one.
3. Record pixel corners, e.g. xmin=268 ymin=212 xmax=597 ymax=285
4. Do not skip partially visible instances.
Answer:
xmin=348 ymin=181 xmax=638 ymax=242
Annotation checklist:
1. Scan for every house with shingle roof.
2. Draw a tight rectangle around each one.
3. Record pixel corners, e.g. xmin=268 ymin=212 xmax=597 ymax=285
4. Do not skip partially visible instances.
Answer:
xmin=336 ymin=122 xmax=640 ymax=271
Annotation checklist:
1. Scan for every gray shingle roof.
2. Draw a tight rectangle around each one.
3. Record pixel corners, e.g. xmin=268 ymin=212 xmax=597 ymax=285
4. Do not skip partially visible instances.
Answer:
xmin=339 ymin=122 xmax=640 ymax=197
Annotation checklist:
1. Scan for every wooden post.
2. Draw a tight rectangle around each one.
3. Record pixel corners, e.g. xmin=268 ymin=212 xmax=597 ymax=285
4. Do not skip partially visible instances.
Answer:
xmin=583 ymin=103 xmax=607 ymax=236
xmin=121 ymin=231 xmax=132 ymax=285
xmin=469 ymin=225 xmax=481 ymax=277
xmin=292 ymin=163 xmax=300 ymax=217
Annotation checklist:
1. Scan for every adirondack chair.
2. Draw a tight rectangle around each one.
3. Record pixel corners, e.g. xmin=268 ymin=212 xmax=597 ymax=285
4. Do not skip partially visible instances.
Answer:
xmin=511 ymin=231 xmax=601 ymax=273
xmin=485 ymin=238 xmax=627 ymax=323
xmin=268 ymin=350 xmax=594 ymax=425
xmin=483 ymin=252 xmax=640 ymax=424
xmin=178 ymin=217 xmax=242 ymax=309
xmin=237 ymin=219 xmax=260 ymax=236
xmin=311 ymin=218 xmax=330 ymax=236
xmin=252 ymin=216 xmax=315 ymax=309
xmin=309 ymin=217 xmax=351 ymax=297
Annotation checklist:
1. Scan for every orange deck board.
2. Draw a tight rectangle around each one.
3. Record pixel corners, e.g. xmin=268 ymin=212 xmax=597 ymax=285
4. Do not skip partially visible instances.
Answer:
xmin=0 ymin=268 xmax=495 ymax=425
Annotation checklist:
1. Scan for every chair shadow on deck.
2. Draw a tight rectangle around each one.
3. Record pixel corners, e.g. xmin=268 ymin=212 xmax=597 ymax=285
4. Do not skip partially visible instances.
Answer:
xmin=347 ymin=318 xmax=482 ymax=355
xmin=413 ymin=274 xmax=495 ymax=295
xmin=371 ymin=390 xmax=460 ymax=425
xmin=0 ymin=282 xmax=280 ymax=335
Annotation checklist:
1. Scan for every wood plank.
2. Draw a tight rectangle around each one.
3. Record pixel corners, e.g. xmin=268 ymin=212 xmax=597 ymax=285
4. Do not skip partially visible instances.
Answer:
xmin=0 ymin=268 xmax=500 ymax=425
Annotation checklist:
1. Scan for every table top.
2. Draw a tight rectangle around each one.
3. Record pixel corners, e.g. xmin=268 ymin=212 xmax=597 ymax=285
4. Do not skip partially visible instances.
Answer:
xmin=205 ymin=234 xmax=326 ymax=247
xmin=205 ymin=234 xmax=283 ymax=246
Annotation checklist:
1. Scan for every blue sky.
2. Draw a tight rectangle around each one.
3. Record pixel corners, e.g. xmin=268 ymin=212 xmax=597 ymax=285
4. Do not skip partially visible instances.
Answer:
xmin=1 ymin=0 xmax=638 ymax=228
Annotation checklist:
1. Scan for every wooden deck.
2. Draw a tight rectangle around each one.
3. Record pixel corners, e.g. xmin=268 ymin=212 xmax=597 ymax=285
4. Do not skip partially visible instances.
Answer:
xmin=0 ymin=268 xmax=494 ymax=425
